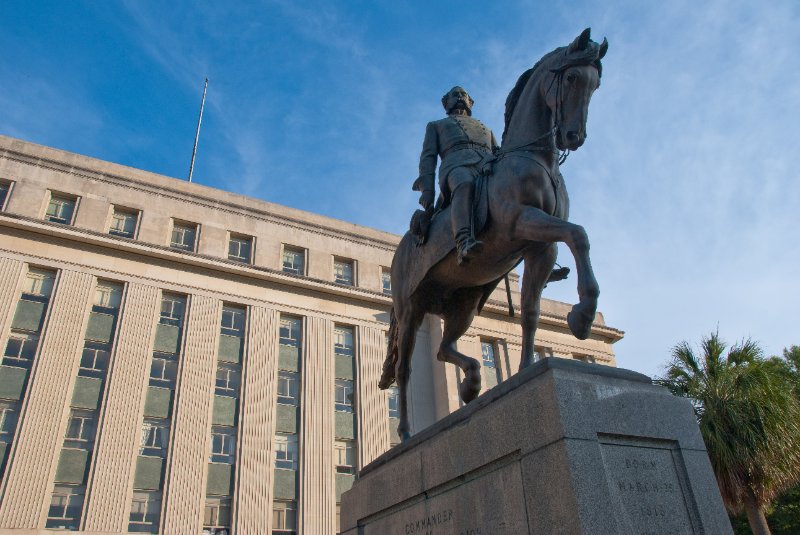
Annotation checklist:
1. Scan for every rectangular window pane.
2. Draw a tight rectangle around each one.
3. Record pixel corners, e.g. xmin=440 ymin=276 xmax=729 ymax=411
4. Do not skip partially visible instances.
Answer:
xmin=277 ymin=370 xmax=299 ymax=405
xmin=129 ymin=491 xmax=161 ymax=532
xmin=280 ymin=317 xmax=301 ymax=347
xmin=228 ymin=234 xmax=252 ymax=263
xmin=95 ymin=280 xmax=123 ymax=309
xmin=0 ymin=401 xmax=20 ymax=444
xmin=0 ymin=181 xmax=10 ymax=209
xmin=64 ymin=408 xmax=97 ymax=450
xmin=334 ymin=326 xmax=354 ymax=356
xmin=3 ymin=332 xmax=39 ymax=368
xmin=220 ymin=305 xmax=245 ymax=336
xmin=209 ymin=426 xmax=237 ymax=464
xmin=334 ymin=440 xmax=356 ymax=474
xmin=159 ymin=294 xmax=185 ymax=326
xmin=335 ymin=379 xmax=354 ymax=412
xmin=282 ymin=246 xmax=305 ymax=276
xmin=215 ymin=363 xmax=241 ymax=397
xmin=46 ymin=194 xmax=76 ymax=224
xmin=23 ymin=268 xmax=56 ymax=298
xmin=109 ymin=208 xmax=138 ymax=238
xmin=481 ymin=341 xmax=496 ymax=368
xmin=333 ymin=258 xmax=354 ymax=285
xmin=170 ymin=221 xmax=197 ymax=251
xmin=45 ymin=484 xmax=85 ymax=529
xmin=140 ymin=418 xmax=170 ymax=457
xmin=203 ymin=496 xmax=231 ymax=531
xmin=387 ymin=386 xmax=400 ymax=418
xmin=274 ymin=433 xmax=298 ymax=470
xmin=272 ymin=500 xmax=297 ymax=531
xmin=381 ymin=269 xmax=392 ymax=295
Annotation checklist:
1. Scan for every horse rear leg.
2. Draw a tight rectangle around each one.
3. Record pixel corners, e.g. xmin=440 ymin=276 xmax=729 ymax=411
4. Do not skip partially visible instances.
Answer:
xmin=438 ymin=288 xmax=484 ymax=404
xmin=512 ymin=207 xmax=599 ymax=339
xmin=395 ymin=305 xmax=425 ymax=441
xmin=519 ymin=244 xmax=557 ymax=370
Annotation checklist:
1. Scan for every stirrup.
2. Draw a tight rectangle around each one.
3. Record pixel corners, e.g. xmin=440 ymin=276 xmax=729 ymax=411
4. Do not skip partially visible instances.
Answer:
xmin=457 ymin=238 xmax=483 ymax=265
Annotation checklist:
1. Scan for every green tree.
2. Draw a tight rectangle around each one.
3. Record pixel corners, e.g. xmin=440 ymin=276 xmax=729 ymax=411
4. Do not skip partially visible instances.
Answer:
xmin=658 ymin=333 xmax=800 ymax=535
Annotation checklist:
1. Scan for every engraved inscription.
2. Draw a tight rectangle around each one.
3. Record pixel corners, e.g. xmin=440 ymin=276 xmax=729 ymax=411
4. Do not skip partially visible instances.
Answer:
xmin=601 ymin=441 xmax=695 ymax=534
xmin=363 ymin=459 xmax=526 ymax=534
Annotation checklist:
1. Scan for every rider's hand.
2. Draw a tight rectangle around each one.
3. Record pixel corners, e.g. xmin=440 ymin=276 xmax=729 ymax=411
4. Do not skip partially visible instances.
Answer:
xmin=419 ymin=189 xmax=434 ymax=210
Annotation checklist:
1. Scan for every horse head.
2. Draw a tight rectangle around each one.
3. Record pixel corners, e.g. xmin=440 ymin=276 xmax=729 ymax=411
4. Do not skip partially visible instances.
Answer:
xmin=549 ymin=28 xmax=608 ymax=150
xmin=503 ymin=28 xmax=608 ymax=153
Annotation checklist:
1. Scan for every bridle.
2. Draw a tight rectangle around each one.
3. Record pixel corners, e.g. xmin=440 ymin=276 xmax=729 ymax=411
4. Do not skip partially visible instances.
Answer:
xmin=498 ymin=67 xmax=572 ymax=165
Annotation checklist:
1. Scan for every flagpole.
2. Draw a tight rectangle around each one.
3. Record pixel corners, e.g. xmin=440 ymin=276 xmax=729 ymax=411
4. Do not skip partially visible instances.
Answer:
xmin=188 ymin=78 xmax=208 ymax=182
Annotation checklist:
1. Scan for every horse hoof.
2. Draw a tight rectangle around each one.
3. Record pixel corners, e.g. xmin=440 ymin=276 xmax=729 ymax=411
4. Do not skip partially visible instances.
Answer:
xmin=567 ymin=305 xmax=595 ymax=340
xmin=459 ymin=377 xmax=481 ymax=403
xmin=400 ymin=431 xmax=412 ymax=442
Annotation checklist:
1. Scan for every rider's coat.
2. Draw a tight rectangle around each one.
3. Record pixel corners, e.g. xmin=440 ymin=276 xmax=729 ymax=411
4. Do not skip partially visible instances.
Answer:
xmin=413 ymin=115 xmax=498 ymax=200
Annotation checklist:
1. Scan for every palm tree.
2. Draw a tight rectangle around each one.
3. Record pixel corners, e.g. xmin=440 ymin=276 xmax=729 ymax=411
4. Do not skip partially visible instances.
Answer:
xmin=658 ymin=333 xmax=800 ymax=535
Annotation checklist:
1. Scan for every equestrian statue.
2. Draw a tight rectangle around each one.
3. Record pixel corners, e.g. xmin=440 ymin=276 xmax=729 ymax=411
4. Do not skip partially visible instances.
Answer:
xmin=379 ymin=28 xmax=609 ymax=440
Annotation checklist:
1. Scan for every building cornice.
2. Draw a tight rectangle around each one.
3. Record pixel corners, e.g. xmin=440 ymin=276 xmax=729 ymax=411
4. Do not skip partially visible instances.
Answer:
xmin=0 ymin=139 xmax=399 ymax=252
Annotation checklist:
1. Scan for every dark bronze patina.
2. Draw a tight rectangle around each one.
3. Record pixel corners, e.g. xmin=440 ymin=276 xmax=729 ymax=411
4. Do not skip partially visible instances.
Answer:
xmin=380 ymin=29 xmax=608 ymax=440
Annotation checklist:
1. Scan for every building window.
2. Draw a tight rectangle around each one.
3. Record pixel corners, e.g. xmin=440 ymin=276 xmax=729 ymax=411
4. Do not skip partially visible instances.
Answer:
xmin=215 ymin=363 xmax=241 ymax=397
xmin=274 ymin=433 xmax=298 ymax=470
xmin=3 ymin=332 xmax=39 ymax=369
xmin=0 ymin=401 xmax=19 ymax=445
xmin=79 ymin=342 xmax=110 ymax=379
xmin=277 ymin=370 xmax=299 ymax=405
xmin=159 ymin=294 xmax=185 ymax=327
xmin=64 ymin=409 xmax=96 ymax=450
xmin=45 ymin=193 xmax=77 ymax=224
xmin=94 ymin=281 xmax=123 ymax=310
xmin=387 ymin=386 xmax=400 ymax=418
xmin=334 ymin=326 xmax=354 ymax=357
xmin=575 ymin=354 xmax=597 ymax=364
xmin=129 ymin=490 xmax=162 ymax=533
xmin=281 ymin=246 xmax=305 ymax=276
xmin=335 ymin=379 xmax=354 ymax=412
xmin=228 ymin=234 xmax=253 ymax=264
xmin=280 ymin=317 xmax=301 ymax=347
xmin=170 ymin=220 xmax=198 ymax=252
xmin=45 ymin=484 xmax=85 ymax=529
xmin=0 ymin=180 xmax=11 ymax=210
xmin=140 ymin=418 xmax=170 ymax=457
xmin=481 ymin=341 xmax=497 ymax=368
xmin=210 ymin=426 xmax=236 ymax=464
xmin=220 ymin=305 xmax=245 ymax=337
xmin=333 ymin=258 xmax=354 ymax=286
xmin=272 ymin=500 xmax=297 ymax=535
xmin=334 ymin=440 xmax=356 ymax=474
xmin=203 ymin=496 xmax=231 ymax=534
xmin=109 ymin=207 xmax=138 ymax=238
xmin=381 ymin=268 xmax=392 ymax=295
xmin=23 ymin=267 xmax=56 ymax=298
xmin=149 ymin=353 xmax=178 ymax=387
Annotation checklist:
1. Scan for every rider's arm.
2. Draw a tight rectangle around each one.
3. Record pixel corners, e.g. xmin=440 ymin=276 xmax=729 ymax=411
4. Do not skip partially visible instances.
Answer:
xmin=412 ymin=121 xmax=438 ymax=194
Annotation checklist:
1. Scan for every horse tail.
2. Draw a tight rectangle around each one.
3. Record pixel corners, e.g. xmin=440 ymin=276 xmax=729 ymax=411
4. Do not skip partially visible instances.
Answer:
xmin=378 ymin=307 xmax=398 ymax=389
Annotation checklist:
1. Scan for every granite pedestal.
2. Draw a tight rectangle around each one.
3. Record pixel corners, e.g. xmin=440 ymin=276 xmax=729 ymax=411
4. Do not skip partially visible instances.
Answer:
xmin=340 ymin=358 xmax=732 ymax=535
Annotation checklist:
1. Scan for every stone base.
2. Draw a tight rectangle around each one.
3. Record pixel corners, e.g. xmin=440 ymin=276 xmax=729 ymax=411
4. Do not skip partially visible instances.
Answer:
xmin=341 ymin=358 xmax=732 ymax=535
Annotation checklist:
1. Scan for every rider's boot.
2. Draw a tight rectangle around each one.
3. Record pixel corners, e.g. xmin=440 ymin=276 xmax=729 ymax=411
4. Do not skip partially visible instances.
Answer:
xmin=450 ymin=182 xmax=482 ymax=265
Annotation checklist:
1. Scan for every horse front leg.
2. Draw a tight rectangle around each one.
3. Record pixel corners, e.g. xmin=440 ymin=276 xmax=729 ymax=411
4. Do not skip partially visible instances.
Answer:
xmin=511 ymin=207 xmax=599 ymax=340
xmin=519 ymin=244 xmax=557 ymax=370
xmin=394 ymin=307 xmax=424 ymax=441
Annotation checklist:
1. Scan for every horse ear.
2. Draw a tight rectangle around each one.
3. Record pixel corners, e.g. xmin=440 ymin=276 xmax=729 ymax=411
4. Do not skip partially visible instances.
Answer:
xmin=598 ymin=37 xmax=608 ymax=59
xmin=568 ymin=28 xmax=592 ymax=54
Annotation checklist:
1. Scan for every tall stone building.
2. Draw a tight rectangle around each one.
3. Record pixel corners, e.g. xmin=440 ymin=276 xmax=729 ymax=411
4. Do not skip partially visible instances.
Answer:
xmin=0 ymin=135 xmax=622 ymax=534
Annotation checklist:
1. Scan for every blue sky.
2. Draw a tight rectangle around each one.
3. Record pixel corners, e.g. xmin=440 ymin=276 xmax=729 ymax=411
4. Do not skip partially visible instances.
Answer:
xmin=2 ymin=1 xmax=798 ymax=377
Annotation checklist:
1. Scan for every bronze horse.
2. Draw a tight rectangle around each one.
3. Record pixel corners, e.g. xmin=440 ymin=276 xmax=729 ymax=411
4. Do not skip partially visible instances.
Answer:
xmin=379 ymin=29 xmax=608 ymax=440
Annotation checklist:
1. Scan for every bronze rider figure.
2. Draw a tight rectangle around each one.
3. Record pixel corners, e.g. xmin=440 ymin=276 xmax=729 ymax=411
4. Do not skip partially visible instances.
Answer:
xmin=413 ymin=86 xmax=499 ymax=265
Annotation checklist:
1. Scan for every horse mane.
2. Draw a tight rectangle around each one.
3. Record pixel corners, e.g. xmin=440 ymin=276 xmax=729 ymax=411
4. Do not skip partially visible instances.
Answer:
xmin=502 ymin=40 xmax=605 ymax=144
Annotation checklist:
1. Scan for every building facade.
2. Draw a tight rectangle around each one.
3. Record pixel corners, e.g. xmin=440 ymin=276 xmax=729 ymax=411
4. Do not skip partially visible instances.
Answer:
xmin=0 ymin=135 xmax=623 ymax=534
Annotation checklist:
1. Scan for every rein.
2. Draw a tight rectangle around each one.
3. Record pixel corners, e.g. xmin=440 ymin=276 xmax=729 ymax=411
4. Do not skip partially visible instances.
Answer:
xmin=498 ymin=69 xmax=570 ymax=165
